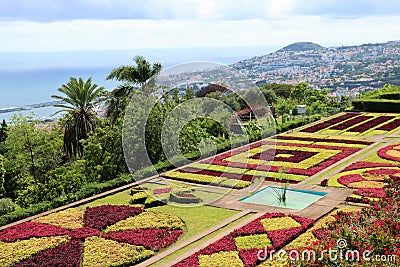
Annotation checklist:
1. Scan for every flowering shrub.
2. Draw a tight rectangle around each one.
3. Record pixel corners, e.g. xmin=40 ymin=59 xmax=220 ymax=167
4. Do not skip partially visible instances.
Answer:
xmin=173 ymin=213 xmax=314 ymax=267
xmin=297 ymin=181 xmax=400 ymax=266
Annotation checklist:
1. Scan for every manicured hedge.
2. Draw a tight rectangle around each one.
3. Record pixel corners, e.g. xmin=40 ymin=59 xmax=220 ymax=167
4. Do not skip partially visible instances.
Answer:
xmin=352 ymin=99 xmax=400 ymax=112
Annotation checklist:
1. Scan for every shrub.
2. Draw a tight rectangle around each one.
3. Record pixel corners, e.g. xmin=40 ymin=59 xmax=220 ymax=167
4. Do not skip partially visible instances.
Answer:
xmin=129 ymin=191 xmax=148 ymax=204
xmin=169 ymin=192 xmax=202 ymax=204
xmin=0 ymin=198 xmax=16 ymax=215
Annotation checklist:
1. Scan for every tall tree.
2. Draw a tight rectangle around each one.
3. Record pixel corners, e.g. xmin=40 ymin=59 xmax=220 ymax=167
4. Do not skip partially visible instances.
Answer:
xmin=106 ymin=56 xmax=162 ymax=126
xmin=0 ymin=119 xmax=7 ymax=154
xmin=52 ymin=77 xmax=106 ymax=158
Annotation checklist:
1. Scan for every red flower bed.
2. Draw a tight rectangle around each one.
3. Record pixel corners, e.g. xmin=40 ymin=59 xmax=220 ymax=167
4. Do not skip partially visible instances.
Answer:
xmin=300 ymin=113 xmax=360 ymax=133
xmin=178 ymin=168 xmax=298 ymax=184
xmin=16 ymin=239 xmax=83 ymax=267
xmin=252 ymin=149 xmax=318 ymax=163
xmin=201 ymin=142 xmax=361 ymax=177
xmin=0 ymin=222 xmax=69 ymax=242
xmin=153 ymin=187 xmax=172 ymax=194
xmin=354 ymin=188 xmax=385 ymax=198
xmin=365 ymin=168 xmax=400 ymax=176
xmin=84 ymin=205 xmax=143 ymax=230
xmin=102 ymin=228 xmax=183 ymax=251
xmin=275 ymin=135 xmax=372 ymax=145
xmin=338 ymin=174 xmax=364 ymax=186
xmin=347 ymin=116 xmax=395 ymax=133
xmin=173 ymin=213 xmax=314 ymax=267
xmin=267 ymin=227 xmax=304 ymax=248
xmin=330 ymin=115 xmax=374 ymax=130
xmin=239 ymin=248 xmax=263 ymax=267
xmin=342 ymin=161 xmax=398 ymax=171
xmin=378 ymin=145 xmax=400 ymax=162
xmin=69 ymin=227 xmax=100 ymax=240
xmin=175 ymin=192 xmax=196 ymax=198
xmin=312 ymin=228 xmax=330 ymax=240
xmin=376 ymin=118 xmax=400 ymax=131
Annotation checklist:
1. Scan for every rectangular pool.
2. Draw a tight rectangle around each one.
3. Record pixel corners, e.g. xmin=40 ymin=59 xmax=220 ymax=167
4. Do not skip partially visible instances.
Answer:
xmin=238 ymin=186 xmax=327 ymax=210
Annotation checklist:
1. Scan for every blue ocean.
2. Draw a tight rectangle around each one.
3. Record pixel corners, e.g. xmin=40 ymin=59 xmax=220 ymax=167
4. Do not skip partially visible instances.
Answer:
xmin=0 ymin=46 xmax=277 ymax=122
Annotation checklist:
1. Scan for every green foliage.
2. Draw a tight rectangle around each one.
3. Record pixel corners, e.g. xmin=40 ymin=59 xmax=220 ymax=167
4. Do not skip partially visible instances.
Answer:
xmin=352 ymin=99 xmax=400 ymax=112
xmin=0 ymin=119 xmax=7 ymax=154
xmin=106 ymin=55 xmax=162 ymax=85
xmin=3 ymin=115 xmax=63 ymax=202
xmin=52 ymin=77 xmax=106 ymax=157
xmin=0 ymin=198 xmax=16 ymax=215
xmin=106 ymin=56 xmax=162 ymax=125
xmin=352 ymin=84 xmax=400 ymax=112
xmin=0 ymin=154 xmax=5 ymax=197
xmin=81 ymin=121 xmax=127 ymax=182
xmin=258 ymin=83 xmax=293 ymax=98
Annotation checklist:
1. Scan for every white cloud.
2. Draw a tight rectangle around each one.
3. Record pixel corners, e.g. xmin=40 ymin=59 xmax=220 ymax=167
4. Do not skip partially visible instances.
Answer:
xmin=3 ymin=0 xmax=400 ymax=21
xmin=1 ymin=15 xmax=400 ymax=53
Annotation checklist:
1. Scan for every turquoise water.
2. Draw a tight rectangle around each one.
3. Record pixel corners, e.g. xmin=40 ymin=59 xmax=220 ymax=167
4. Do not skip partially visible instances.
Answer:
xmin=239 ymin=186 xmax=327 ymax=210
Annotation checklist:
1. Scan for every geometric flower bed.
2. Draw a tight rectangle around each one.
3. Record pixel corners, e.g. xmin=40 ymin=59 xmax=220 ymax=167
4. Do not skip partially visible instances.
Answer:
xmin=328 ymin=143 xmax=400 ymax=203
xmin=173 ymin=212 xmax=314 ymax=267
xmin=300 ymin=112 xmax=400 ymax=136
xmin=258 ymin=207 xmax=362 ymax=266
xmin=0 ymin=205 xmax=185 ymax=267
xmin=163 ymin=134 xmax=372 ymax=188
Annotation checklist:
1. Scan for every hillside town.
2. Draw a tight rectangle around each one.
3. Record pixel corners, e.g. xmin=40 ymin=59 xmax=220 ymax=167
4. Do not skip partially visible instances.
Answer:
xmin=233 ymin=40 xmax=400 ymax=99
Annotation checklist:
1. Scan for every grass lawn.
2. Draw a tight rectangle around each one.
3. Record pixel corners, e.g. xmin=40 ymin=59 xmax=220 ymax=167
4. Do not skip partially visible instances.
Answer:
xmin=149 ymin=205 xmax=240 ymax=242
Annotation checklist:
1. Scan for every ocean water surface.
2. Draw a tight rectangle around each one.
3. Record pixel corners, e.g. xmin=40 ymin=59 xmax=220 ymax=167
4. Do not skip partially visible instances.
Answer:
xmin=0 ymin=46 xmax=277 ymax=122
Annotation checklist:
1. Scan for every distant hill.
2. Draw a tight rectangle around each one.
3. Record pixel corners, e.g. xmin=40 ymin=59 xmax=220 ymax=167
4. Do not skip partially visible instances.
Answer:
xmin=279 ymin=42 xmax=324 ymax=52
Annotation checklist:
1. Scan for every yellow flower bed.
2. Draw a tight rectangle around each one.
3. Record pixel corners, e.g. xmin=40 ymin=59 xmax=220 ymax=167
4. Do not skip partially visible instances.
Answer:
xmin=261 ymin=217 xmax=301 ymax=231
xmin=347 ymin=181 xmax=386 ymax=189
xmin=82 ymin=236 xmax=154 ymax=267
xmin=234 ymin=234 xmax=272 ymax=250
xmin=0 ymin=236 xmax=69 ymax=267
xmin=198 ymin=251 xmax=244 ymax=267
xmin=33 ymin=207 xmax=85 ymax=230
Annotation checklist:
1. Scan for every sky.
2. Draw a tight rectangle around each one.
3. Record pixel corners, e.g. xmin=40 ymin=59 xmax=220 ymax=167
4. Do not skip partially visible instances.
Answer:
xmin=1 ymin=0 xmax=400 ymax=52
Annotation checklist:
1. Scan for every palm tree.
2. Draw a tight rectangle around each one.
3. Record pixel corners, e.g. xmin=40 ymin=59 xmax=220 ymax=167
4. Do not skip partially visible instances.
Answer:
xmin=106 ymin=55 xmax=162 ymax=126
xmin=52 ymin=77 xmax=106 ymax=158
